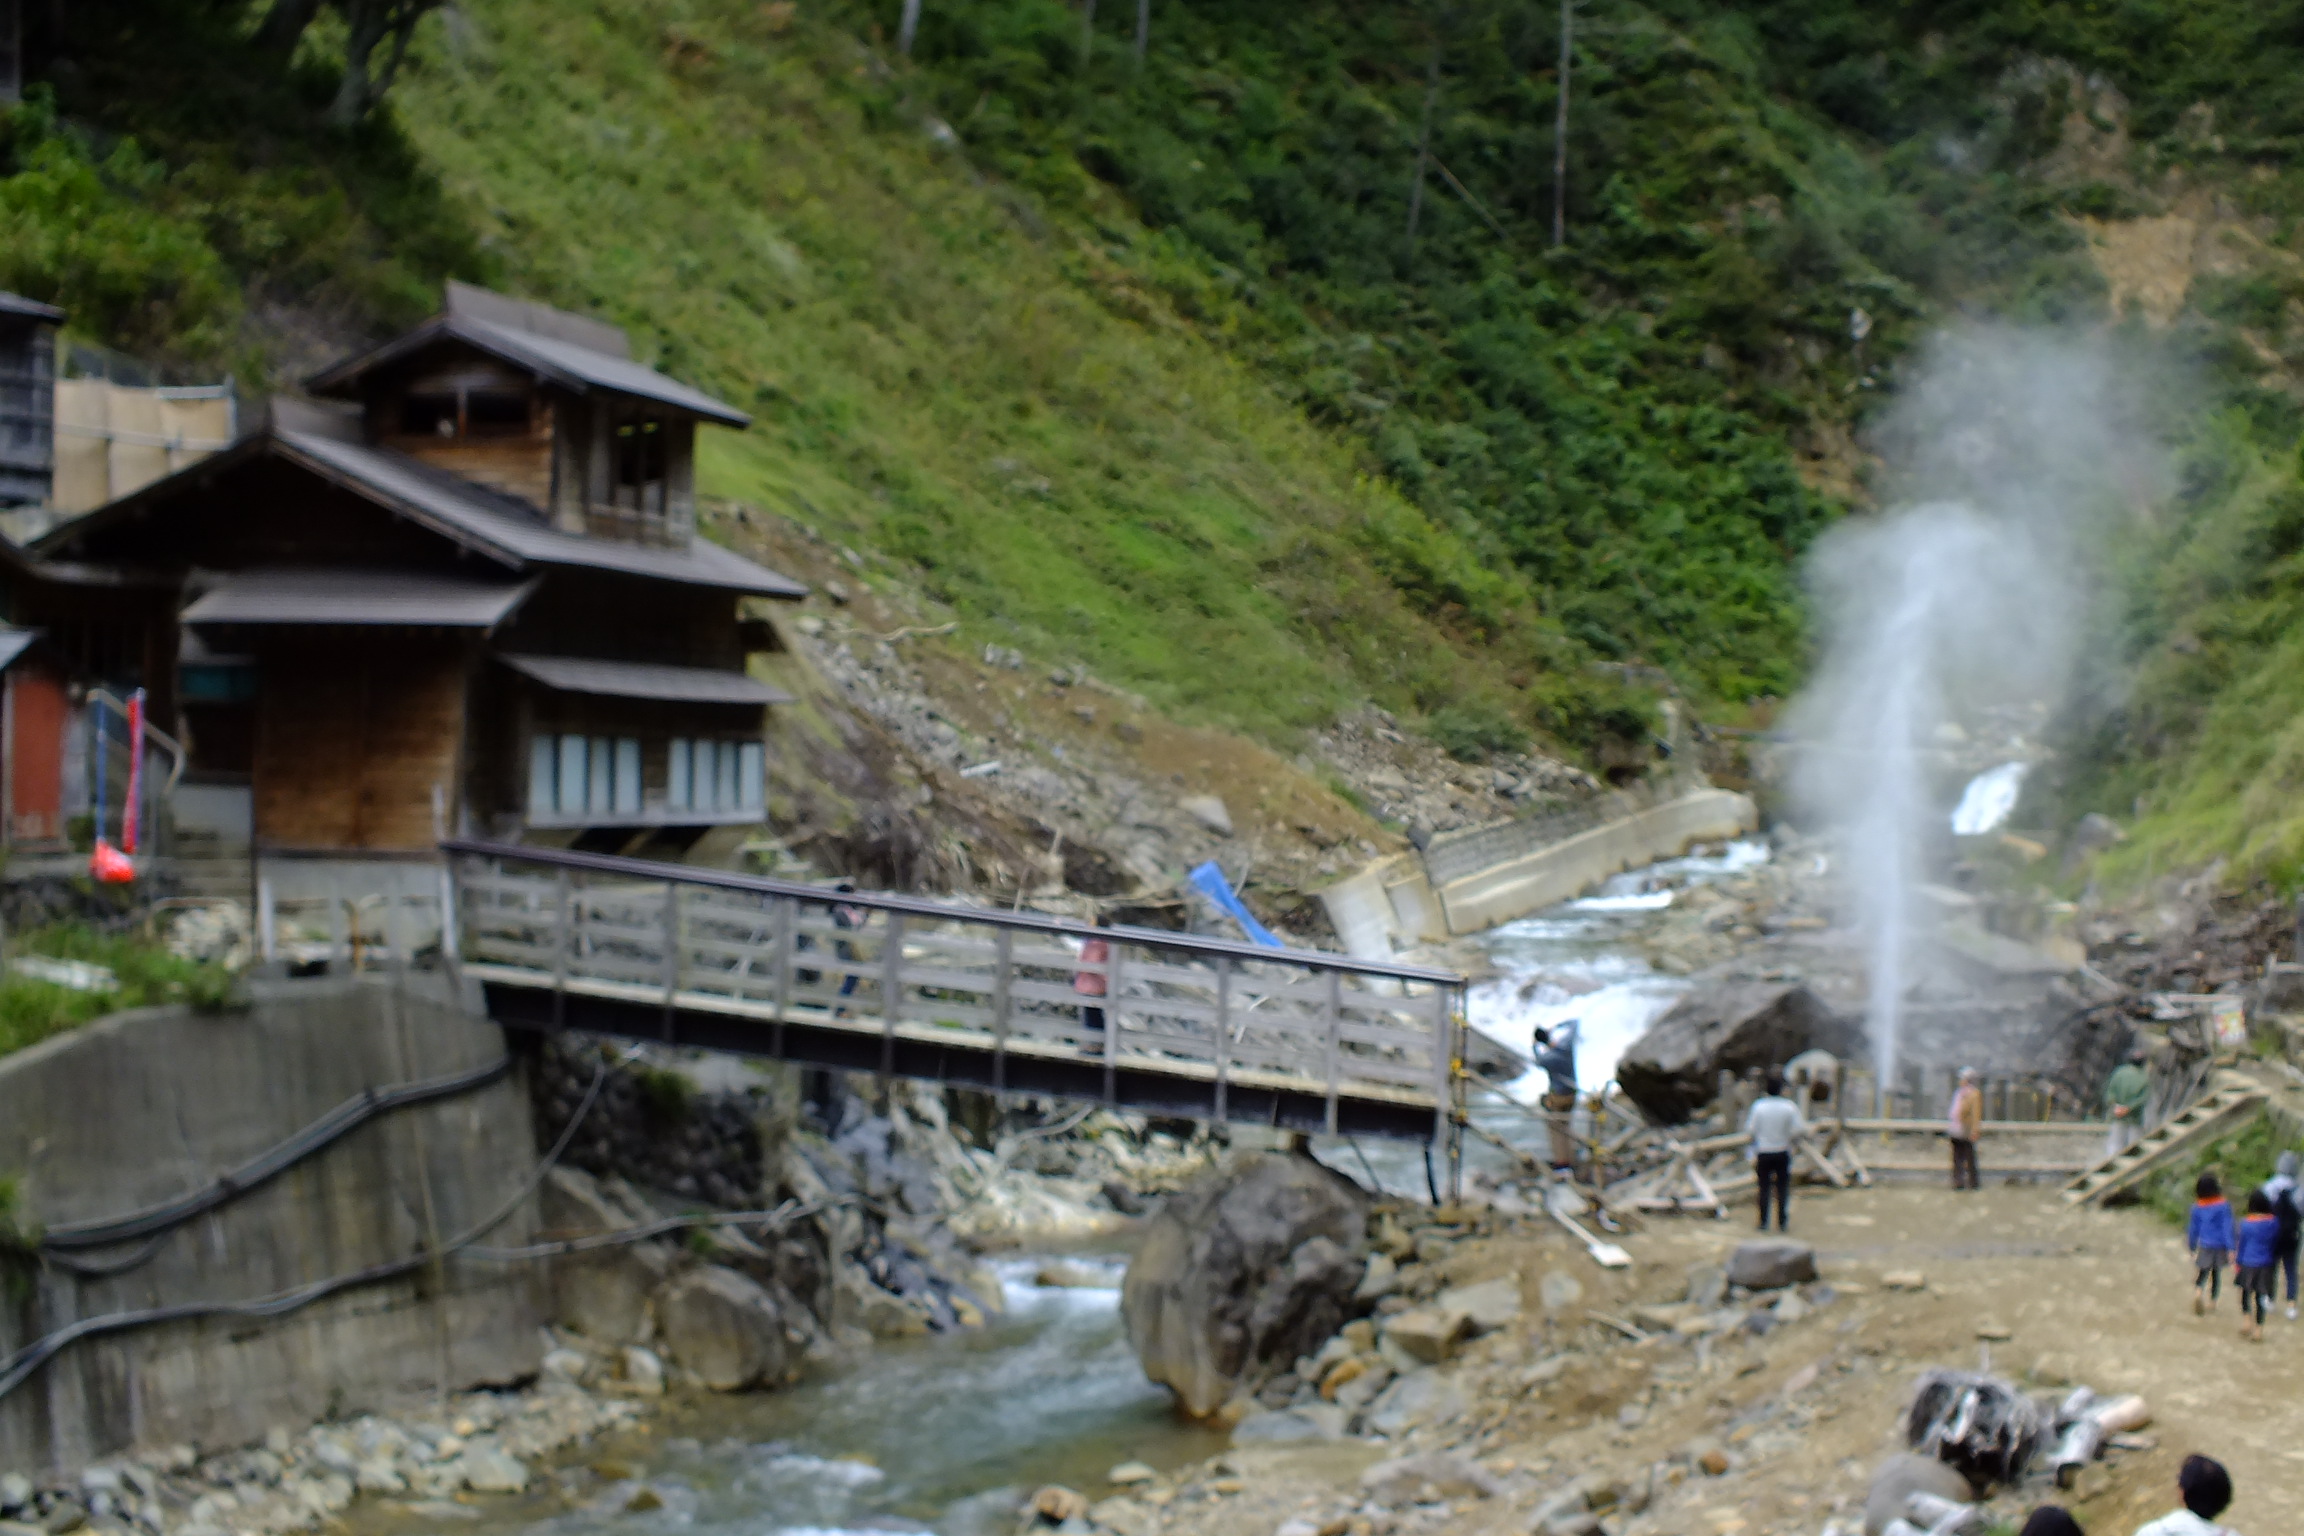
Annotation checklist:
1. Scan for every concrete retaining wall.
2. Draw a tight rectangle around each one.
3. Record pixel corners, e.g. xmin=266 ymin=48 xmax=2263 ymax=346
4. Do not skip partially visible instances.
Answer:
xmin=1436 ymin=788 xmax=1756 ymax=933
xmin=0 ymin=978 xmax=545 ymax=1472
xmin=1320 ymin=788 xmax=1759 ymax=948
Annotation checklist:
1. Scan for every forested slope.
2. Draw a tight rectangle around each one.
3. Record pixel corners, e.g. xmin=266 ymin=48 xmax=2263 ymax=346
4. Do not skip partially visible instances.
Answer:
xmin=22 ymin=0 xmax=2304 ymax=879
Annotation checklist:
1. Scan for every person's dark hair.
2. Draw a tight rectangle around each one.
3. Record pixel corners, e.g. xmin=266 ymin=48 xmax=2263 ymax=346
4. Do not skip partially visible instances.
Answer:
xmin=2249 ymin=1188 xmax=2275 ymax=1216
xmin=2018 ymin=1507 xmax=2085 ymax=1536
xmin=1763 ymin=1071 xmax=1786 ymax=1097
xmin=2180 ymin=1454 xmax=2233 ymax=1519
xmin=2198 ymin=1172 xmax=2223 ymax=1199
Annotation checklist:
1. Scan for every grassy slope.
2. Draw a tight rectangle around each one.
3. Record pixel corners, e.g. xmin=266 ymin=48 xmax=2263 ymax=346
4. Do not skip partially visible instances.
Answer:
xmin=387 ymin=0 xmax=1626 ymax=744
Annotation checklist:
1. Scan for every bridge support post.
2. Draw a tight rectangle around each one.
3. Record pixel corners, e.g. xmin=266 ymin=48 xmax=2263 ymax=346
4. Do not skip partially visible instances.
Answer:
xmin=1213 ymin=957 xmax=1231 ymax=1123
xmin=1324 ymin=969 xmax=1342 ymax=1135
xmin=991 ymin=928 xmax=1012 ymax=1099
xmin=878 ymin=911 xmax=906 ymax=1106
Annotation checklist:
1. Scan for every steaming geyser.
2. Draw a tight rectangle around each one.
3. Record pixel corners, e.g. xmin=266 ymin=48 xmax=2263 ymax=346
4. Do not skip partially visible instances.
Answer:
xmin=1786 ymin=327 xmax=2157 ymax=1103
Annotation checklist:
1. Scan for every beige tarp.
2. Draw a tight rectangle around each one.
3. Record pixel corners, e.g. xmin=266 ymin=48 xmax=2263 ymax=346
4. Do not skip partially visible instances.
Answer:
xmin=52 ymin=380 xmax=232 ymax=513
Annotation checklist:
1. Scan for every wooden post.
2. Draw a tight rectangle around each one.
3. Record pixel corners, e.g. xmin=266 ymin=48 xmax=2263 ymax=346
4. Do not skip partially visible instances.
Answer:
xmin=878 ymin=911 xmax=906 ymax=1103
xmin=551 ymin=866 xmax=570 ymax=1031
xmin=1429 ymin=984 xmax=1452 ymax=1149
xmin=660 ymin=881 xmax=680 ymax=1040
xmin=991 ymin=927 xmax=1013 ymax=1097
xmin=1103 ymin=937 xmax=1124 ymax=1105
xmin=771 ymin=896 xmax=793 ymax=1059
xmin=1323 ymin=968 xmax=1343 ymax=1135
xmin=1213 ymin=956 xmax=1231 ymax=1123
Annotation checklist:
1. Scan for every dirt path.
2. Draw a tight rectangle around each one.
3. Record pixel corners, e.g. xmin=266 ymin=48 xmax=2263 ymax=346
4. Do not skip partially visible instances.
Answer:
xmin=1097 ymin=1176 xmax=2302 ymax=1536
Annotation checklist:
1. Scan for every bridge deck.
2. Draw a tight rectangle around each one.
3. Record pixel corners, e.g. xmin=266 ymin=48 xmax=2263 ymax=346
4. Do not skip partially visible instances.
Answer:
xmin=447 ymin=841 xmax=1465 ymax=1141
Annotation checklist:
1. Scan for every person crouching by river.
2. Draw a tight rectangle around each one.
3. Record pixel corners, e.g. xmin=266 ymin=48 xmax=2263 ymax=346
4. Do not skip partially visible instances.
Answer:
xmin=1532 ymin=1020 xmax=1580 ymax=1176
xmin=1947 ymin=1067 xmax=1984 ymax=1191
xmin=1744 ymin=1071 xmax=1806 ymax=1233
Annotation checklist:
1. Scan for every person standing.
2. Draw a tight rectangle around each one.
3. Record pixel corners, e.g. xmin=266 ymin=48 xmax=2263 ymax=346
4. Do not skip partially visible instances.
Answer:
xmin=1533 ymin=1020 xmax=1581 ymax=1175
xmin=1744 ymin=1070 xmax=1806 ymax=1233
xmin=2133 ymin=1454 xmax=2240 ymax=1535
xmin=2260 ymin=1151 xmax=2302 ymax=1322
xmin=1074 ymin=911 xmax=1113 ymax=1050
xmin=2235 ymin=1189 xmax=2280 ymax=1342
xmin=2105 ymin=1050 xmax=2151 ymax=1158
xmin=1947 ymin=1068 xmax=1984 ymax=1191
xmin=2188 ymin=1173 xmax=2234 ymax=1316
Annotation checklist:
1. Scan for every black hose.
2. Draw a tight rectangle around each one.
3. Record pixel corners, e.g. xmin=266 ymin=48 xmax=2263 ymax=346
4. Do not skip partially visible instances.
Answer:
xmin=0 ymin=1059 xmax=606 ymax=1404
xmin=42 ymin=1056 xmax=514 ymax=1255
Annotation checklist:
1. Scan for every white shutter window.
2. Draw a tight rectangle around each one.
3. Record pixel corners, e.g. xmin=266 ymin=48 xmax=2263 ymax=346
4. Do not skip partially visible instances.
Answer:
xmin=715 ymin=740 xmax=738 ymax=813
xmin=556 ymin=734 xmax=588 ymax=816
xmin=738 ymin=741 xmax=764 ymax=813
xmin=587 ymin=737 xmax=613 ymax=816
xmin=614 ymin=739 xmax=642 ymax=816
xmin=528 ymin=736 xmax=556 ymax=818
xmin=667 ymin=738 xmax=692 ymax=813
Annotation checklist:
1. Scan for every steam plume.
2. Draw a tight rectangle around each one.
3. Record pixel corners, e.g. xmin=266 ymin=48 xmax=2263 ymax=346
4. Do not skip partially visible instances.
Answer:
xmin=1787 ymin=327 xmax=2160 ymax=1098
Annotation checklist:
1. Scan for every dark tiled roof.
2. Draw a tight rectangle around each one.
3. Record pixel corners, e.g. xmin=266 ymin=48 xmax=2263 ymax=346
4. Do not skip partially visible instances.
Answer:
xmin=306 ymin=314 xmax=750 ymax=427
xmin=0 ymin=292 xmax=64 ymax=323
xmin=181 ymin=568 xmax=539 ymax=628
xmin=276 ymin=432 xmax=806 ymax=596
xmin=499 ymin=652 xmax=791 ymax=705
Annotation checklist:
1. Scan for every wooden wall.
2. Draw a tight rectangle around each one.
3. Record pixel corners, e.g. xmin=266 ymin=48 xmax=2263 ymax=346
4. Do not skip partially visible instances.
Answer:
xmin=252 ymin=639 xmax=467 ymax=851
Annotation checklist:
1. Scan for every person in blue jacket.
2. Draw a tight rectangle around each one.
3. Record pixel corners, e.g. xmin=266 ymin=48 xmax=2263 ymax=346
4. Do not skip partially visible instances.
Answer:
xmin=2188 ymin=1172 xmax=2235 ymax=1317
xmin=2235 ymin=1188 xmax=2281 ymax=1341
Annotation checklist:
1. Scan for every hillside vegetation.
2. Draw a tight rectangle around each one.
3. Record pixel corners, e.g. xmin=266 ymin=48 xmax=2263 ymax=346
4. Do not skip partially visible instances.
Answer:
xmin=25 ymin=0 xmax=2304 ymax=881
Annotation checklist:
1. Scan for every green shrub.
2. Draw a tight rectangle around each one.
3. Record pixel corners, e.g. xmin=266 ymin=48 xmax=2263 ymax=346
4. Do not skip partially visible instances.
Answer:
xmin=1425 ymin=702 xmax=1529 ymax=764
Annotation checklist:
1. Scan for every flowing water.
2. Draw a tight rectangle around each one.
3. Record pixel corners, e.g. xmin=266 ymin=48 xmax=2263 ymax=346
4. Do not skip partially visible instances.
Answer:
xmin=371 ymin=1259 xmax=1225 ymax=1536
xmin=377 ymin=845 xmax=1770 ymax=1535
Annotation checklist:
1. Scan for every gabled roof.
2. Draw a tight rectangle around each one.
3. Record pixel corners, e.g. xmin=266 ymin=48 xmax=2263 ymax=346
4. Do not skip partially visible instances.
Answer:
xmin=30 ymin=429 xmax=809 ymax=600
xmin=305 ymin=282 xmax=750 ymax=427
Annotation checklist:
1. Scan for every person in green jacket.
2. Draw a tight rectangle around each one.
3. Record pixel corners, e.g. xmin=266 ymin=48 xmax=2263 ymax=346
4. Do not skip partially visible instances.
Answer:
xmin=2106 ymin=1049 xmax=2151 ymax=1158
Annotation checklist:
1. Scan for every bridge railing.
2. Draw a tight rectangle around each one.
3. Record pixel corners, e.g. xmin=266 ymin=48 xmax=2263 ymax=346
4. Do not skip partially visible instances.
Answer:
xmin=443 ymin=840 xmax=1463 ymax=1134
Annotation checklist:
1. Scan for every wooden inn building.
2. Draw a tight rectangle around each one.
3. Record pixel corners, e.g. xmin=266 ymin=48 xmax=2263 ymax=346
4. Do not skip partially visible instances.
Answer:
xmin=0 ymin=282 xmax=807 ymax=921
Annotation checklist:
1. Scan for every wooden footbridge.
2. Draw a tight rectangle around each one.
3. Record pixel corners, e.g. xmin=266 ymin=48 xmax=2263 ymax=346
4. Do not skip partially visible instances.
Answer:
xmin=444 ymin=841 xmax=1465 ymax=1141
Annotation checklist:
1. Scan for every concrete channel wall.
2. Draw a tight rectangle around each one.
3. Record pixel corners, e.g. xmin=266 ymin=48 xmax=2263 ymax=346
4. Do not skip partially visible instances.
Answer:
xmin=0 ymin=978 xmax=545 ymax=1472
xmin=1321 ymin=787 xmax=1759 ymax=952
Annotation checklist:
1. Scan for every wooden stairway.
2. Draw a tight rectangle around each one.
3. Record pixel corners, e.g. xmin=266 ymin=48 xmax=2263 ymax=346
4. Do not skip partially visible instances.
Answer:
xmin=2063 ymin=1074 xmax=2268 ymax=1206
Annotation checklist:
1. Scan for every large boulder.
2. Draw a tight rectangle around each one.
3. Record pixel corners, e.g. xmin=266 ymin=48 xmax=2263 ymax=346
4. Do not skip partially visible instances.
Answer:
xmin=1726 ymin=1240 xmax=1817 ymax=1291
xmin=1616 ymin=983 xmax=1859 ymax=1123
xmin=653 ymin=1266 xmax=804 ymax=1391
xmin=541 ymin=1167 xmax=675 ymax=1344
xmin=1121 ymin=1151 xmax=1369 ymax=1418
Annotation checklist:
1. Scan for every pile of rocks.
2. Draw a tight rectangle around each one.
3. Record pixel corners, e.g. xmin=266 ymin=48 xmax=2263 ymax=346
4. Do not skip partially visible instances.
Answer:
xmin=530 ymin=1037 xmax=771 ymax=1209
xmin=1305 ymin=707 xmax=1596 ymax=840
xmin=0 ymin=1378 xmax=640 ymax=1536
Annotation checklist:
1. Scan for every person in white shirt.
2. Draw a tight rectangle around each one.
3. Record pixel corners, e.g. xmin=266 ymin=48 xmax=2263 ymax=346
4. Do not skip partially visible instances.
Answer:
xmin=1742 ymin=1071 xmax=1806 ymax=1233
xmin=2135 ymin=1455 xmax=2240 ymax=1536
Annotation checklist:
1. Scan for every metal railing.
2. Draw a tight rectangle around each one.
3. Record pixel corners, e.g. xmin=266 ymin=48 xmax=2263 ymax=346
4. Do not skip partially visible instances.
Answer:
xmin=444 ymin=840 xmax=1464 ymax=1135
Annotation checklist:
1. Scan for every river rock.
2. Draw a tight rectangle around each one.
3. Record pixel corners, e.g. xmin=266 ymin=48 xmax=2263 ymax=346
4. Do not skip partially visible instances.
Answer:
xmin=1727 ymin=1240 xmax=1817 ymax=1291
xmin=543 ymin=1168 xmax=675 ymax=1344
xmin=459 ymin=1451 xmax=529 ymax=1495
xmin=1359 ymin=1453 xmax=1499 ymax=1505
xmin=654 ymin=1266 xmax=801 ymax=1391
xmin=1120 ymin=1151 xmax=1370 ymax=1418
xmin=1381 ymin=1307 xmax=1470 ymax=1364
xmin=1363 ymin=1367 xmax=1465 ymax=1437
xmin=1435 ymin=1276 xmax=1521 ymax=1331
xmin=1230 ymin=1403 xmax=1347 ymax=1444
xmin=1864 ymin=1455 xmax=1973 ymax=1536
xmin=620 ymin=1345 xmax=666 ymax=1395
xmin=1615 ymin=982 xmax=1858 ymax=1123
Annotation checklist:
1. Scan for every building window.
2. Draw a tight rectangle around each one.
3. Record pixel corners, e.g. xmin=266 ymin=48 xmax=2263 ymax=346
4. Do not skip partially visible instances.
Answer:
xmin=528 ymin=732 xmax=644 ymax=821
xmin=613 ymin=416 xmax=666 ymax=512
xmin=666 ymin=738 xmax=763 ymax=816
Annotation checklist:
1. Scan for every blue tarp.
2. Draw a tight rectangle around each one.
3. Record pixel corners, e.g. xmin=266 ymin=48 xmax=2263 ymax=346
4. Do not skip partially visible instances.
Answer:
xmin=1186 ymin=861 xmax=1282 ymax=948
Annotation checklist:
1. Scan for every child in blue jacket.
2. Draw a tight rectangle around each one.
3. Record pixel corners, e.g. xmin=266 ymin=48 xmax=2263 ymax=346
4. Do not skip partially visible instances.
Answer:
xmin=2190 ymin=1172 xmax=2235 ymax=1316
xmin=2237 ymin=1187 xmax=2281 ymax=1341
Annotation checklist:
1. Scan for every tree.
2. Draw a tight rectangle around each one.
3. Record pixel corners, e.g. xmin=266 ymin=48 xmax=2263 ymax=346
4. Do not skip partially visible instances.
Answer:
xmin=1133 ymin=0 xmax=1150 ymax=65
xmin=897 ymin=0 xmax=921 ymax=56
xmin=246 ymin=0 xmax=441 ymax=125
